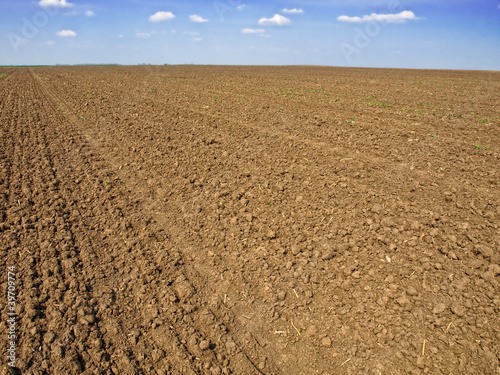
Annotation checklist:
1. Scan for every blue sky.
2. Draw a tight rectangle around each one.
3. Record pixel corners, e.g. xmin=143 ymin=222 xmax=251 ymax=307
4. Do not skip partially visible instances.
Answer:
xmin=1 ymin=0 xmax=499 ymax=69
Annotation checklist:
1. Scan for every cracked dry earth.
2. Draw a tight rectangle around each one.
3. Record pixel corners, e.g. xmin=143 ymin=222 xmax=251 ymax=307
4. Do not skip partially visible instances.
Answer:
xmin=0 ymin=66 xmax=499 ymax=375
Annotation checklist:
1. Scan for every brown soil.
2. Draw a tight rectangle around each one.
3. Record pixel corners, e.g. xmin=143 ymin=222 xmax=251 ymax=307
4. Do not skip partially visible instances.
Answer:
xmin=0 ymin=66 xmax=499 ymax=375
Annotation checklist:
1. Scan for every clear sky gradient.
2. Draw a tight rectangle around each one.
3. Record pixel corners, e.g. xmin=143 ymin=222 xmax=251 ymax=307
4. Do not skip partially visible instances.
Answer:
xmin=1 ymin=0 xmax=499 ymax=70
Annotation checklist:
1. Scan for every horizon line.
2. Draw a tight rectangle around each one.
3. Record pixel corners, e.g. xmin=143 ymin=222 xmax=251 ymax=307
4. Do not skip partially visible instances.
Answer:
xmin=1 ymin=63 xmax=499 ymax=73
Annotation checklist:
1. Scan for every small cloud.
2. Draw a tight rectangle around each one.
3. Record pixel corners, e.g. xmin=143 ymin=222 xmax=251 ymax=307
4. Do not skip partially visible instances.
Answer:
xmin=39 ymin=0 xmax=73 ymax=7
xmin=171 ymin=29 xmax=177 ymax=34
xmin=237 ymin=5 xmax=246 ymax=10
xmin=85 ymin=10 xmax=94 ymax=16
xmin=149 ymin=11 xmax=175 ymax=22
xmin=282 ymin=8 xmax=304 ymax=14
xmin=183 ymin=31 xmax=199 ymax=36
xmin=136 ymin=32 xmax=152 ymax=38
xmin=193 ymin=37 xmax=202 ymax=42
xmin=117 ymin=34 xmax=124 ymax=38
xmin=337 ymin=10 xmax=419 ymax=23
xmin=44 ymin=41 xmax=56 ymax=45
xmin=241 ymin=28 xmax=265 ymax=34
xmin=190 ymin=14 xmax=208 ymax=23
xmin=258 ymin=14 xmax=291 ymax=26
xmin=56 ymin=29 xmax=76 ymax=37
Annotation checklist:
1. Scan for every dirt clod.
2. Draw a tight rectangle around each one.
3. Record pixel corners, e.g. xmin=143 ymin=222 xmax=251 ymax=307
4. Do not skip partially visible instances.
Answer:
xmin=199 ymin=340 xmax=210 ymax=351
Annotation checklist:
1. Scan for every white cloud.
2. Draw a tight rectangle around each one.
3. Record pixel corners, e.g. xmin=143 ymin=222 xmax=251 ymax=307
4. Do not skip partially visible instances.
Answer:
xmin=39 ymin=0 xmax=73 ymax=7
xmin=56 ymin=30 xmax=76 ymax=37
xmin=183 ymin=31 xmax=199 ymax=36
xmin=193 ymin=37 xmax=202 ymax=42
xmin=337 ymin=10 xmax=419 ymax=23
xmin=44 ymin=41 xmax=56 ymax=46
xmin=237 ymin=5 xmax=246 ymax=10
xmin=136 ymin=32 xmax=152 ymax=37
xmin=282 ymin=8 xmax=304 ymax=14
xmin=85 ymin=10 xmax=94 ymax=16
xmin=149 ymin=11 xmax=175 ymax=22
xmin=241 ymin=28 xmax=265 ymax=34
xmin=190 ymin=14 xmax=208 ymax=23
xmin=117 ymin=34 xmax=124 ymax=38
xmin=258 ymin=14 xmax=291 ymax=26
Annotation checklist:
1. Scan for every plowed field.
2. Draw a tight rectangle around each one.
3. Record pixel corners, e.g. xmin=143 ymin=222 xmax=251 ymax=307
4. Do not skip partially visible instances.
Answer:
xmin=1 ymin=66 xmax=499 ymax=374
